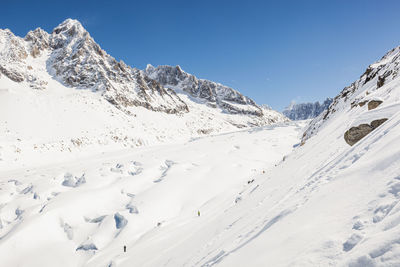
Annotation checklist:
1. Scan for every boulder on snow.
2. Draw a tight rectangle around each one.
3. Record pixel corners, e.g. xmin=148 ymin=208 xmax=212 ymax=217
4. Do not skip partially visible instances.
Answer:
xmin=368 ymin=100 xmax=383 ymax=110
xmin=0 ymin=65 xmax=24 ymax=82
xmin=344 ymin=118 xmax=388 ymax=146
xmin=371 ymin=118 xmax=388 ymax=128
xmin=358 ymin=100 xmax=368 ymax=107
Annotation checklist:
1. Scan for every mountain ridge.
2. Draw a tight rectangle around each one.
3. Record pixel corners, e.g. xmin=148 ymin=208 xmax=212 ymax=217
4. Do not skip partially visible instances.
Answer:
xmin=0 ymin=18 xmax=284 ymax=123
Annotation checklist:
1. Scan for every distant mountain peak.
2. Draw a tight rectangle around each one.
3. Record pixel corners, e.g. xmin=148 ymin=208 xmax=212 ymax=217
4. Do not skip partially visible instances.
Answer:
xmin=283 ymin=98 xmax=333 ymax=120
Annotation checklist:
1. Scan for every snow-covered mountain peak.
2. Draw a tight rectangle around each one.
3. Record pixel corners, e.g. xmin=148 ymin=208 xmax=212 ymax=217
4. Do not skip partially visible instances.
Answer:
xmin=50 ymin=19 xmax=91 ymax=53
xmin=145 ymin=63 xmax=155 ymax=73
xmin=52 ymin=18 xmax=87 ymax=37
xmin=24 ymin=28 xmax=50 ymax=57
xmin=0 ymin=29 xmax=27 ymax=62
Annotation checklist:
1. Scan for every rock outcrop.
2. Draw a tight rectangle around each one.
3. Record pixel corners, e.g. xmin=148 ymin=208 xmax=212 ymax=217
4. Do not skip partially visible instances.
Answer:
xmin=368 ymin=100 xmax=383 ymax=110
xmin=344 ymin=118 xmax=388 ymax=146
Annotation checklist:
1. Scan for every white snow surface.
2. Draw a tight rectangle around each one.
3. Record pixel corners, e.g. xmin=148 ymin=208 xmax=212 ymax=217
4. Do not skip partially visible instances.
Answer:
xmin=0 ymin=119 xmax=304 ymax=267
xmin=1 ymin=20 xmax=400 ymax=267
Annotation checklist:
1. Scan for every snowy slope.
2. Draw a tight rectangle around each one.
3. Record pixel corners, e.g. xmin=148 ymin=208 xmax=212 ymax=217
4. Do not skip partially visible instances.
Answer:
xmin=303 ymin=46 xmax=400 ymax=142
xmin=283 ymin=98 xmax=333 ymax=120
xmin=105 ymin=45 xmax=400 ymax=266
xmin=0 ymin=121 xmax=304 ymax=267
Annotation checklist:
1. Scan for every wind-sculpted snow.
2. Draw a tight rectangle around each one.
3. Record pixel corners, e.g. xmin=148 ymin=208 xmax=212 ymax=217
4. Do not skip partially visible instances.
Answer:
xmin=61 ymin=172 xmax=86 ymax=187
xmin=0 ymin=122 xmax=303 ymax=267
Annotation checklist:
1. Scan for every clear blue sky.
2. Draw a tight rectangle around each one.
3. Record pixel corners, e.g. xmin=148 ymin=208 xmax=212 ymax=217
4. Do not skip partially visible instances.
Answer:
xmin=2 ymin=0 xmax=400 ymax=110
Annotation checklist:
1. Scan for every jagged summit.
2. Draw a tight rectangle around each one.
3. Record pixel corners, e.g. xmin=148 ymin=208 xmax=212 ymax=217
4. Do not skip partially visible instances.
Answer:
xmin=52 ymin=18 xmax=86 ymax=35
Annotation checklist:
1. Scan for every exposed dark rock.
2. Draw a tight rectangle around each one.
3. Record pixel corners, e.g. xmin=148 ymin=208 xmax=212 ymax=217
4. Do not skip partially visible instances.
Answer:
xmin=368 ymin=100 xmax=383 ymax=110
xmin=359 ymin=101 xmax=368 ymax=107
xmin=363 ymin=66 xmax=378 ymax=85
xmin=344 ymin=124 xmax=373 ymax=146
xmin=344 ymin=118 xmax=388 ymax=146
xmin=370 ymin=118 xmax=388 ymax=128
xmin=377 ymin=76 xmax=385 ymax=88
xmin=0 ymin=65 xmax=24 ymax=82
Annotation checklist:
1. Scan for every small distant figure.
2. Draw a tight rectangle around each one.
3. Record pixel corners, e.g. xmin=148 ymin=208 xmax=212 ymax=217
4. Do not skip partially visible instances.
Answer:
xmin=198 ymin=210 xmax=200 ymax=217
xmin=262 ymin=170 xmax=265 ymax=174
xmin=157 ymin=222 xmax=162 ymax=227
xmin=124 ymin=245 xmax=126 ymax=253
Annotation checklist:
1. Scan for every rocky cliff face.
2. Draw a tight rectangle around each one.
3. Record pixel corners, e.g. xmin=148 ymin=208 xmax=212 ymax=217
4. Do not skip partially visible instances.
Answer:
xmin=282 ymin=98 xmax=333 ymax=120
xmin=145 ymin=64 xmax=265 ymax=116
